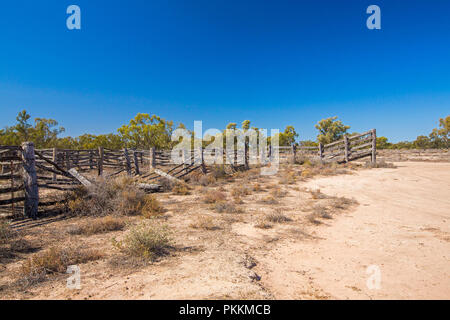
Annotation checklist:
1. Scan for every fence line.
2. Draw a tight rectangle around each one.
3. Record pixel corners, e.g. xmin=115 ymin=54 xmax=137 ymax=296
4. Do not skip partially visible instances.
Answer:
xmin=0 ymin=129 xmax=376 ymax=219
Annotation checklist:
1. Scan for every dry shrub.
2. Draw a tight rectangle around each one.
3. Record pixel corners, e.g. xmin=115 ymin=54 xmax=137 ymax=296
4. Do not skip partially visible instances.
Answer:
xmin=0 ymin=220 xmax=14 ymax=245
xmin=159 ymin=177 xmax=175 ymax=191
xmin=66 ymin=178 xmax=164 ymax=217
xmin=312 ymin=204 xmax=332 ymax=219
xmin=190 ymin=216 xmax=219 ymax=230
xmin=310 ymin=189 xmax=329 ymax=200
xmin=210 ymin=165 xmax=228 ymax=180
xmin=112 ymin=222 xmax=171 ymax=261
xmin=258 ymin=195 xmax=278 ymax=205
xmin=254 ymin=217 xmax=272 ymax=229
xmin=213 ymin=201 xmax=243 ymax=214
xmin=141 ymin=195 xmax=165 ymax=218
xmin=270 ymin=187 xmax=287 ymax=198
xmin=266 ymin=212 xmax=292 ymax=223
xmin=329 ymin=196 xmax=358 ymax=210
xmin=19 ymin=246 xmax=102 ymax=286
xmin=252 ymin=183 xmax=264 ymax=192
xmin=364 ymin=160 xmax=397 ymax=169
xmin=67 ymin=217 xmax=125 ymax=236
xmin=231 ymin=185 xmax=251 ymax=198
xmin=203 ymin=190 xmax=227 ymax=204
xmin=279 ymin=171 xmax=297 ymax=185
xmin=172 ymin=183 xmax=191 ymax=195
xmin=306 ymin=213 xmax=322 ymax=225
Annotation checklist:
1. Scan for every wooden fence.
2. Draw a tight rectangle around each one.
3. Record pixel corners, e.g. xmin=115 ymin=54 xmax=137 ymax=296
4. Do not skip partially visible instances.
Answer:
xmin=0 ymin=129 xmax=376 ymax=219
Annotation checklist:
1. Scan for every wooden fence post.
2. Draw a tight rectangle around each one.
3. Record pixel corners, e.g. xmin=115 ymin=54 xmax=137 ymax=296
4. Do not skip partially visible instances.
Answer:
xmin=182 ymin=150 xmax=188 ymax=174
xmin=22 ymin=142 xmax=39 ymax=219
xmin=291 ymin=144 xmax=297 ymax=164
xmin=89 ymin=150 xmax=94 ymax=169
xmin=52 ymin=148 xmax=57 ymax=182
xmin=244 ymin=142 xmax=249 ymax=170
xmin=344 ymin=136 xmax=349 ymax=163
xmin=123 ymin=148 xmax=132 ymax=176
xmin=198 ymin=147 xmax=207 ymax=174
xmin=65 ymin=150 xmax=71 ymax=171
xmin=149 ymin=147 xmax=156 ymax=169
xmin=371 ymin=129 xmax=377 ymax=164
xmin=98 ymin=146 xmax=104 ymax=176
xmin=319 ymin=143 xmax=324 ymax=163
xmin=133 ymin=150 xmax=140 ymax=175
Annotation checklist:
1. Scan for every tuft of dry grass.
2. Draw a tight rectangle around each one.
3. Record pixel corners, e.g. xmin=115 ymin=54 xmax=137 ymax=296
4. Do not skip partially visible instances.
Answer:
xmin=231 ymin=185 xmax=252 ymax=198
xmin=213 ymin=201 xmax=243 ymax=214
xmin=112 ymin=222 xmax=171 ymax=261
xmin=258 ymin=195 xmax=279 ymax=205
xmin=269 ymin=187 xmax=287 ymax=198
xmin=266 ymin=212 xmax=292 ymax=223
xmin=190 ymin=216 xmax=220 ymax=230
xmin=254 ymin=218 xmax=273 ymax=229
xmin=67 ymin=217 xmax=125 ymax=236
xmin=66 ymin=178 xmax=164 ymax=218
xmin=19 ymin=246 xmax=103 ymax=286
xmin=0 ymin=220 xmax=14 ymax=245
xmin=172 ymin=183 xmax=191 ymax=195
xmin=309 ymin=189 xmax=330 ymax=200
xmin=279 ymin=170 xmax=297 ymax=185
xmin=306 ymin=213 xmax=322 ymax=225
xmin=364 ymin=160 xmax=397 ymax=169
xmin=203 ymin=190 xmax=227 ymax=204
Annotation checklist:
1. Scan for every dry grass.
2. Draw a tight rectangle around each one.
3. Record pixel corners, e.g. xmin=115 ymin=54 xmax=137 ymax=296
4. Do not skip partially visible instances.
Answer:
xmin=279 ymin=170 xmax=297 ymax=185
xmin=66 ymin=178 xmax=164 ymax=218
xmin=254 ymin=218 xmax=273 ymax=229
xmin=364 ymin=160 xmax=397 ymax=169
xmin=18 ymin=246 xmax=103 ymax=286
xmin=112 ymin=222 xmax=171 ymax=261
xmin=67 ymin=217 xmax=125 ymax=236
xmin=231 ymin=185 xmax=252 ymax=198
xmin=269 ymin=187 xmax=287 ymax=198
xmin=266 ymin=211 xmax=292 ymax=223
xmin=310 ymin=189 xmax=330 ymax=200
xmin=190 ymin=216 xmax=220 ymax=230
xmin=0 ymin=220 xmax=14 ymax=245
xmin=172 ymin=183 xmax=191 ymax=195
xmin=258 ymin=195 xmax=279 ymax=205
xmin=213 ymin=201 xmax=243 ymax=214
xmin=203 ymin=190 xmax=227 ymax=204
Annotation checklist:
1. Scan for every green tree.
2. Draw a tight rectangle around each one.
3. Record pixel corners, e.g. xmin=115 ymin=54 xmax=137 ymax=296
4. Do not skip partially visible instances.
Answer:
xmin=117 ymin=113 xmax=174 ymax=149
xmin=315 ymin=116 xmax=350 ymax=145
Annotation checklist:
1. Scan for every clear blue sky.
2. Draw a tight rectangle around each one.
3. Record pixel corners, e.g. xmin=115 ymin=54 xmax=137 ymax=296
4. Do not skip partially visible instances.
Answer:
xmin=0 ymin=0 xmax=449 ymax=142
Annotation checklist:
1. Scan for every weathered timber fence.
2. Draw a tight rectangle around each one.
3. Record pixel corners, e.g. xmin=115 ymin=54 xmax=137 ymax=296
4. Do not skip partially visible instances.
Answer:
xmin=0 ymin=129 xmax=376 ymax=218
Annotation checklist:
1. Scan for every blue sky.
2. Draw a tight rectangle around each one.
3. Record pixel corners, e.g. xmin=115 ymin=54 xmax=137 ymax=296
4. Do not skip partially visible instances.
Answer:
xmin=0 ymin=0 xmax=449 ymax=142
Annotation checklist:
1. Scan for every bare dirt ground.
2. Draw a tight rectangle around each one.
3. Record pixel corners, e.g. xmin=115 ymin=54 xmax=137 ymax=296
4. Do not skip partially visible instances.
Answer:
xmin=1 ymin=161 xmax=449 ymax=300
xmin=257 ymin=162 xmax=450 ymax=299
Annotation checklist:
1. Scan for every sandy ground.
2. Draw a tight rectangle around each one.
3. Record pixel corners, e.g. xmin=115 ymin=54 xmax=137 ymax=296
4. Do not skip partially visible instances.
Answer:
xmin=256 ymin=162 xmax=450 ymax=299
xmin=1 ymin=161 xmax=449 ymax=300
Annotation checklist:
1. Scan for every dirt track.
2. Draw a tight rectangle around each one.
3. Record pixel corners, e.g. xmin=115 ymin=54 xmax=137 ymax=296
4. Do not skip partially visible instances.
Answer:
xmin=257 ymin=162 xmax=450 ymax=299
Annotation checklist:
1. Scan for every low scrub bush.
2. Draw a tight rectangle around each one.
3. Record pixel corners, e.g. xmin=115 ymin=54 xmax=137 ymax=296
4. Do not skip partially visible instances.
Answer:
xmin=172 ymin=183 xmax=191 ymax=195
xmin=203 ymin=190 xmax=227 ymax=204
xmin=266 ymin=212 xmax=292 ymax=223
xmin=66 ymin=178 xmax=164 ymax=217
xmin=231 ymin=185 xmax=252 ymax=198
xmin=19 ymin=246 xmax=102 ymax=286
xmin=112 ymin=222 xmax=171 ymax=261
xmin=213 ymin=201 xmax=243 ymax=214
xmin=0 ymin=220 xmax=14 ymax=245
xmin=364 ymin=160 xmax=397 ymax=169
xmin=190 ymin=216 xmax=219 ymax=230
